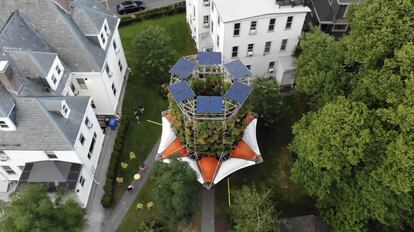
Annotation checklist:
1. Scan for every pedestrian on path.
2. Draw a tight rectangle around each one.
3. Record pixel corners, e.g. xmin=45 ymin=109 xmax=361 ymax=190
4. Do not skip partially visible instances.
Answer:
xmin=139 ymin=104 xmax=144 ymax=114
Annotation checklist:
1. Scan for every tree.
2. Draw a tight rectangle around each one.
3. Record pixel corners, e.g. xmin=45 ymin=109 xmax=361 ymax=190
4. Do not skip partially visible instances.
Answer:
xmin=152 ymin=159 xmax=199 ymax=228
xmin=290 ymin=98 xmax=413 ymax=231
xmin=295 ymin=30 xmax=347 ymax=105
xmin=0 ymin=184 xmax=86 ymax=232
xmin=230 ymin=185 xmax=279 ymax=232
xmin=132 ymin=26 xmax=178 ymax=83
xmin=247 ymin=78 xmax=284 ymax=126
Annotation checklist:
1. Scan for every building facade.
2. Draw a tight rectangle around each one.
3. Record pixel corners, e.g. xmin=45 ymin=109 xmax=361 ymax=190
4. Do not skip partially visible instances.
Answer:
xmin=307 ymin=0 xmax=363 ymax=37
xmin=186 ymin=0 xmax=310 ymax=86
xmin=0 ymin=0 xmax=127 ymax=207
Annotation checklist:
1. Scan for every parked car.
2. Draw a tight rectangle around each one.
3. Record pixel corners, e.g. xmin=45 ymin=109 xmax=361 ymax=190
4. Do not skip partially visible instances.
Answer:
xmin=116 ymin=1 xmax=146 ymax=15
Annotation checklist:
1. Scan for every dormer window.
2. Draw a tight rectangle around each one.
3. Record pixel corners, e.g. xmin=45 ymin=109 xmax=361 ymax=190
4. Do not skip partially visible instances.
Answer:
xmin=56 ymin=65 xmax=61 ymax=75
xmin=51 ymin=75 xmax=57 ymax=84
xmin=99 ymin=20 xmax=110 ymax=49
xmin=0 ymin=120 xmax=9 ymax=129
xmin=61 ymin=101 xmax=70 ymax=118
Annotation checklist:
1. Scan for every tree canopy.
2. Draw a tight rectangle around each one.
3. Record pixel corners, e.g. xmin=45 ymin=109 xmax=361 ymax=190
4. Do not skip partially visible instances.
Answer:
xmin=291 ymin=0 xmax=414 ymax=231
xmin=0 ymin=184 xmax=86 ymax=232
xmin=132 ymin=26 xmax=177 ymax=83
xmin=231 ymin=185 xmax=279 ymax=232
xmin=247 ymin=78 xmax=284 ymax=126
xmin=152 ymin=159 xmax=199 ymax=228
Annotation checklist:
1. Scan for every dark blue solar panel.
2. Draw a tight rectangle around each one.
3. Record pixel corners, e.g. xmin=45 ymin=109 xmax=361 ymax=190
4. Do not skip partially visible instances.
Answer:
xmin=224 ymin=81 xmax=253 ymax=104
xmin=196 ymin=96 xmax=224 ymax=113
xmin=198 ymin=52 xmax=222 ymax=65
xmin=224 ymin=60 xmax=251 ymax=80
xmin=169 ymin=58 xmax=196 ymax=79
xmin=167 ymin=81 xmax=196 ymax=103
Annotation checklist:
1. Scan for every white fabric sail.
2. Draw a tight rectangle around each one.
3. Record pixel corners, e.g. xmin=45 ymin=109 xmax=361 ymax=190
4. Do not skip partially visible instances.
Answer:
xmin=242 ymin=119 xmax=261 ymax=156
xmin=157 ymin=117 xmax=176 ymax=154
xmin=213 ymin=158 xmax=255 ymax=184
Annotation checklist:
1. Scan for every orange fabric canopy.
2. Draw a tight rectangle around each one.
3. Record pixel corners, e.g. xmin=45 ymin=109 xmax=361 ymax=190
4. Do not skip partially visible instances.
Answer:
xmin=231 ymin=140 xmax=257 ymax=160
xmin=199 ymin=157 xmax=219 ymax=183
xmin=162 ymin=139 xmax=188 ymax=158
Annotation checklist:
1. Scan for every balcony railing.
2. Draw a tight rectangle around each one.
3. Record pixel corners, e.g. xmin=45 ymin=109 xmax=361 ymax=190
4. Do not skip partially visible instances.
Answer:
xmin=276 ymin=0 xmax=305 ymax=6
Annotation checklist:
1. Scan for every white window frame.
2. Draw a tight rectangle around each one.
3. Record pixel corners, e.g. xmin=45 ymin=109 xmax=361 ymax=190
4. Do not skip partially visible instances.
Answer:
xmin=280 ymin=39 xmax=288 ymax=51
xmin=249 ymin=21 xmax=257 ymax=35
xmin=231 ymin=46 xmax=238 ymax=58
xmin=247 ymin=44 xmax=254 ymax=56
xmin=61 ymin=101 xmax=70 ymax=118
xmin=268 ymin=18 xmax=276 ymax=32
xmin=233 ymin=23 xmax=240 ymax=37
xmin=264 ymin=41 xmax=271 ymax=55
xmin=203 ymin=15 xmax=210 ymax=28
xmin=285 ymin=16 xmax=293 ymax=30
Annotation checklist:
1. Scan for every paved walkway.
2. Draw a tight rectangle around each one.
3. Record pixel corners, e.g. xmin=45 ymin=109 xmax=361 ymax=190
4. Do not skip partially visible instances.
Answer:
xmin=103 ymin=139 xmax=160 ymax=232
xmin=201 ymin=188 xmax=215 ymax=232
xmin=85 ymin=72 xmax=129 ymax=232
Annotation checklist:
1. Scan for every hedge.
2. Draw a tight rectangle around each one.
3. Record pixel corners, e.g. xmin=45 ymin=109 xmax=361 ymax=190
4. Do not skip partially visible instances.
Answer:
xmin=101 ymin=117 xmax=130 ymax=208
xmin=119 ymin=1 xmax=186 ymax=26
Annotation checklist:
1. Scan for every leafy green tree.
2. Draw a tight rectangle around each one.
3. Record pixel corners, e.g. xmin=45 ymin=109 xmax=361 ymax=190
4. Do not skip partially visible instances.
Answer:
xmin=0 ymin=184 xmax=86 ymax=232
xmin=132 ymin=26 xmax=178 ymax=83
xmin=247 ymin=78 xmax=284 ymax=126
xmin=295 ymin=30 xmax=347 ymax=105
xmin=231 ymin=185 xmax=279 ymax=232
xmin=290 ymin=98 xmax=414 ymax=231
xmin=152 ymin=159 xmax=199 ymax=228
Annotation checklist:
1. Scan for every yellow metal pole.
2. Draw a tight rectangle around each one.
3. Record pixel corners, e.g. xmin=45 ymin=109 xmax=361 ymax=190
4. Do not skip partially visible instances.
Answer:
xmin=146 ymin=120 xmax=162 ymax=126
xmin=227 ymin=177 xmax=231 ymax=207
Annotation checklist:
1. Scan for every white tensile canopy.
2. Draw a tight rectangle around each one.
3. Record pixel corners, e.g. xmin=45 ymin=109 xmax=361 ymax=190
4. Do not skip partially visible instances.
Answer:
xmin=242 ymin=118 xmax=261 ymax=156
xmin=213 ymin=158 xmax=256 ymax=184
xmin=157 ymin=117 xmax=176 ymax=154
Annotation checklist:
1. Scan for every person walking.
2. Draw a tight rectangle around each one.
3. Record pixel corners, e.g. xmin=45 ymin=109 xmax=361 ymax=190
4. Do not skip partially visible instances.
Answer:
xmin=139 ymin=104 xmax=144 ymax=114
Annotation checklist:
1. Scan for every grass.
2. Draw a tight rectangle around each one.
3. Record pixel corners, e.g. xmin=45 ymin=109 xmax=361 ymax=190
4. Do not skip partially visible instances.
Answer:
xmin=215 ymin=94 xmax=316 ymax=223
xmin=114 ymin=13 xmax=199 ymax=232
xmin=112 ymin=13 xmax=197 ymax=205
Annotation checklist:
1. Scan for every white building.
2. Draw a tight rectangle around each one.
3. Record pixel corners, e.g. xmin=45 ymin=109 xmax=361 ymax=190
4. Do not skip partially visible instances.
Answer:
xmin=186 ymin=0 xmax=310 ymax=86
xmin=0 ymin=0 xmax=128 ymax=207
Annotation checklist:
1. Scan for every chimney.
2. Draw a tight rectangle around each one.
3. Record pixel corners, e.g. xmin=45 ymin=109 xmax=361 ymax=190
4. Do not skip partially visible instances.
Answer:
xmin=0 ymin=61 xmax=22 ymax=94
xmin=55 ymin=0 xmax=71 ymax=13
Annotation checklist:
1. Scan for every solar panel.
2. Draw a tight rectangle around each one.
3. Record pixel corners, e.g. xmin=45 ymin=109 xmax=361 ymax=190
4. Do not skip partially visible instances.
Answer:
xmin=224 ymin=60 xmax=251 ymax=80
xmin=167 ymin=81 xmax=196 ymax=103
xmin=198 ymin=52 xmax=222 ymax=65
xmin=169 ymin=58 xmax=196 ymax=79
xmin=196 ymin=96 xmax=224 ymax=113
xmin=224 ymin=81 xmax=253 ymax=104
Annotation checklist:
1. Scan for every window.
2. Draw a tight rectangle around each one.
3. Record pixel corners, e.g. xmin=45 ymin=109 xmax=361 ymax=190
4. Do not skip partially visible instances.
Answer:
xmin=233 ymin=23 xmax=240 ymax=36
xmin=232 ymin=46 xmax=238 ymax=58
xmin=216 ymin=35 xmax=219 ymax=47
xmin=247 ymin=44 xmax=254 ymax=56
xmin=281 ymin=39 xmax=288 ymax=50
xmin=264 ymin=41 xmax=271 ymax=54
xmin=217 ymin=15 xmax=220 ymax=27
xmin=268 ymin=18 xmax=276 ymax=31
xmin=118 ymin=60 xmax=123 ymax=72
xmin=268 ymin=61 xmax=275 ymax=73
xmin=85 ymin=117 xmax=90 ymax=127
xmin=88 ymin=132 xmax=97 ymax=159
xmin=211 ymin=3 xmax=214 ymax=11
xmin=70 ymin=82 xmax=76 ymax=93
xmin=203 ymin=0 xmax=210 ymax=6
xmin=62 ymin=103 xmax=69 ymax=115
xmin=332 ymin=24 xmax=348 ymax=32
xmin=111 ymin=83 xmax=117 ymax=95
xmin=203 ymin=15 xmax=209 ymax=27
xmin=79 ymin=176 xmax=85 ymax=187
xmin=211 ymin=21 xmax=214 ymax=33
xmin=246 ymin=65 xmax=251 ymax=70
xmin=91 ymin=100 xmax=96 ymax=109
xmin=285 ymin=16 xmax=293 ymax=29
xmin=104 ymin=24 xmax=109 ymax=34
xmin=250 ymin=21 xmax=257 ymax=34
xmin=76 ymin=78 xmax=87 ymax=89
xmin=105 ymin=64 xmax=112 ymax=78
xmin=1 ymin=166 xmax=15 ymax=175
xmin=51 ymin=75 xmax=57 ymax=84
xmin=79 ymin=134 xmax=85 ymax=145
xmin=100 ymin=32 xmax=106 ymax=45
xmin=56 ymin=65 xmax=62 ymax=75
xmin=113 ymin=40 xmax=118 ymax=51
xmin=46 ymin=151 xmax=58 ymax=159
xmin=0 ymin=121 xmax=9 ymax=129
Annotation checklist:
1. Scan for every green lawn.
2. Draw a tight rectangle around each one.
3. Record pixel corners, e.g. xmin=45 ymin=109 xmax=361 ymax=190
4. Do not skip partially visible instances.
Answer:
xmin=115 ymin=14 xmax=199 ymax=232
xmin=112 ymin=14 xmax=197 ymax=205
xmin=215 ymin=94 xmax=316 ymax=223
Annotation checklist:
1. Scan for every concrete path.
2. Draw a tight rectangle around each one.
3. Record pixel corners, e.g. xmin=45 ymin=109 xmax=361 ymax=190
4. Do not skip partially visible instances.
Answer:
xmin=85 ymin=72 xmax=129 ymax=232
xmin=201 ymin=188 xmax=215 ymax=232
xmin=99 ymin=0 xmax=183 ymax=15
xmin=103 ymin=139 xmax=160 ymax=232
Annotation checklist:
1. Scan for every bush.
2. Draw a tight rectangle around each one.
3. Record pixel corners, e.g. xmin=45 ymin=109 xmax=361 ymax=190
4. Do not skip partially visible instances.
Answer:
xmin=119 ymin=1 xmax=186 ymax=26
xmin=101 ymin=118 xmax=129 ymax=208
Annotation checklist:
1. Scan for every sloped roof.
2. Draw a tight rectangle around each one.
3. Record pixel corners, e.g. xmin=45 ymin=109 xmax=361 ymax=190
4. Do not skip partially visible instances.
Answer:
xmin=6 ymin=51 xmax=56 ymax=77
xmin=0 ymin=96 xmax=89 ymax=150
xmin=0 ymin=84 xmax=15 ymax=118
xmin=0 ymin=0 xmax=119 ymax=72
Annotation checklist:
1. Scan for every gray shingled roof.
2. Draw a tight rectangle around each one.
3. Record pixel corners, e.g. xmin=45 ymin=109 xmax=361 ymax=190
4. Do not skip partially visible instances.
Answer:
xmin=0 ymin=96 xmax=90 ymax=150
xmin=0 ymin=0 xmax=119 ymax=72
xmin=311 ymin=0 xmax=334 ymax=23
xmin=6 ymin=51 xmax=56 ymax=77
